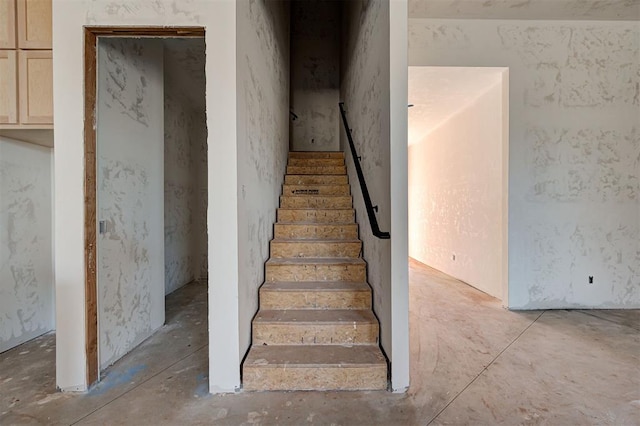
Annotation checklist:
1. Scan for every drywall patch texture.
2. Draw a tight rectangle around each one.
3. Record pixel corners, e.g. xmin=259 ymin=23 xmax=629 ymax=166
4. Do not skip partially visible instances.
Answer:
xmin=190 ymin=111 xmax=208 ymax=281
xmin=236 ymin=0 xmax=290 ymax=364
xmin=341 ymin=0 xmax=393 ymax=359
xmin=164 ymin=39 xmax=207 ymax=294
xmin=290 ymin=0 xmax=341 ymax=151
xmin=526 ymin=127 xmax=638 ymax=203
xmin=408 ymin=0 xmax=640 ymax=21
xmin=164 ymin=88 xmax=194 ymax=294
xmin=409 ymin=17 xmax=640 ymax=308
xmin=163 ymin=38 xmax=207 ymax=112
xmin=97 ymin=38 xmax=165 ymax=369
xmin=0 ymin=137 xmax=54 ymax=353
xmin=409 ymin=73 xmax=505 ymax=299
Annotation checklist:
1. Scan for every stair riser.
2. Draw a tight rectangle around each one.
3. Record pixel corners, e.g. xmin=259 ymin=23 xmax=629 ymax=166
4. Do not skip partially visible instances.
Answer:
xmin=288 ymin=158 xmax=345 ymax=167
xmin=289 ymin=152 xmax=344 ymax=159
xmin=285 ymin=175 xmax=348 ymax=185
xmin=283 ymin=184 xmax=350 ymax=196
xmin=280 ymin=196 xmax=352 ymax=209
xmin=271 ymin=241 xmax=361 ymax=258
xmin=253 ymin=323 xmax=378 ymax=345
xmin=286 ymin=166 xmax=346 ymax=175
xmin=274 ymin=224 xmax=358 ymax=240
xmin=277 ymin=209 xmax=355 ymax=223
xmin=266 ymin=264 xmax=366 ymax=282
xmin=260 ymin=290 xmax=371 ymax=310
xmin=243 ymin=366 xmax=387 ymax=391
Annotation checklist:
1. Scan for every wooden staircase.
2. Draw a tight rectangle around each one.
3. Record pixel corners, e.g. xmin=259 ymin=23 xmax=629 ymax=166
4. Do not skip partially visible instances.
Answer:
xmin=242 ymin=151 xmax=388 ymax=391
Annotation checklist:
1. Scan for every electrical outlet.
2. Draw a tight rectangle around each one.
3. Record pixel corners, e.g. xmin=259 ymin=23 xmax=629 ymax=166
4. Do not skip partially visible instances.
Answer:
xmin=588 ymin=276 xmax=594 ymax=284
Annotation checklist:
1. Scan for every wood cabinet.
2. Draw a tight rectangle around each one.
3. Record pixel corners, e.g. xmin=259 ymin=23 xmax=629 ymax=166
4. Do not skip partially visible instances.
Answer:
xmin=0 ymin=0 xmax=17 ymax=48
xmin=17 ymin=0 xmax=52 ymax=49
xmin=0 ymin=0 xmax=53 ymax=128
xmin=0 ymin=50 xmax=18 ymax=123
xmin=18 ymin=50 xmax=52 ymax=124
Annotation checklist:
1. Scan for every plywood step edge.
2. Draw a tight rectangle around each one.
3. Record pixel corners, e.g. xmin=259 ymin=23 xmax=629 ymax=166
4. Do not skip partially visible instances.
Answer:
xmin=271 ymin=238 xmax=361 ymax=243
xmin=266 ymin=257 xmax=366 ymax=265
xmin=260 ymin=281 xmax=371 ymax=291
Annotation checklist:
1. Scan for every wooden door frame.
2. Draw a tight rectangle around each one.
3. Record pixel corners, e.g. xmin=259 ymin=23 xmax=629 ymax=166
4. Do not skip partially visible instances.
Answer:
xmin=83 ymin=26 xmax=205 ymax=387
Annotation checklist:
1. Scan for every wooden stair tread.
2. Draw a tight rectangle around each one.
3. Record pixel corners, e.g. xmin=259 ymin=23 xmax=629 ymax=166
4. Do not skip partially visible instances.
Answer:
xmin=283 ymin=183 xmax=349 ymax=186
xmin=244 ymin=345 xmax=385 ymax=368
xmin=260 ymin=281 xmax=370 ymax=292
xmin=255 ymin=309 xmax=377 ymax=324
xmin=271 ymin=238 xmax=361 ymax=243
xmin=282 ymin=185 xmax=350 ymax=196
xmin=266 ymin=257 xmax=365 ymax=266
xmin=279 ymin=196 xmax=353 ymax=208
xmin=275 ymin=221 xmax=356 ymax=226
xmin=281 ymin=194 xmax=351 ymax=198
xmin=284 ymin=174 xmax=349 ymax=182
xmin=286 ymin=169 xmax=346 ymax=175
xmin=277 ymin=207 xmax=354 ymax=210
xmin=289 ymin=151 xmax=344 ymax=158
xmin=284 ymin=174 xmax=348 ymax=178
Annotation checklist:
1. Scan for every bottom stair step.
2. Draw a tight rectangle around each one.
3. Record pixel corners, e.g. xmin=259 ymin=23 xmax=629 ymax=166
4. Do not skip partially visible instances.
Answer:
xmin=243 ymin=345 xmax=388 ymax=391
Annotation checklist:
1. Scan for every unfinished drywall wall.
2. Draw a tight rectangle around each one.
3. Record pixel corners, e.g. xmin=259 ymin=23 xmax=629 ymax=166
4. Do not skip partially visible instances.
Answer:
xmin=164 ymin=86 xmax=195 ymax=294
xmin=236 ymin=0 xmax=290 ymax=365
xmin=290 ymin=0 xmax=340 ymax=151
xmin=190 ymin=110 xmax=208 ymax=281
xmin=163 ymin=39 xmax=207 ymax=294
xmin=409 ymin=17 xmax=640 ymax=308
xmin=340 ymin=0 xmax=393 ymax=365
xmin=389 ymin=0 xmax=410 ymax=392
xmin=96 ymin=38 xmax=165 ymax=370
xmin=53 ymin=0 xmax=238 ymax=392
xmin=0 ymin=136 xmax=54 ymax=353
xmin=409 ymin=69 xmax=506 ymax=300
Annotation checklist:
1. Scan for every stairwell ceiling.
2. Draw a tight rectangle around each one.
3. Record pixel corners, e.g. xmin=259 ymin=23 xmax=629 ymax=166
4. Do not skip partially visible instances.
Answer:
xmin=163 ymin=38 xmax=206 ymax=113
xmin=408 ymin=0 xmax=640 ymax=21
xmin=408 ymin=66 xmax=504 ymax=146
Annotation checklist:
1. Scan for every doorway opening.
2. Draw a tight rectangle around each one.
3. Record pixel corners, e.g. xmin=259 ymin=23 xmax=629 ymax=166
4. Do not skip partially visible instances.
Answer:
xmin=408 ymin=66 xmax=509 ymax=304
xmin=84 ymin=28 xmax=207 ymax=386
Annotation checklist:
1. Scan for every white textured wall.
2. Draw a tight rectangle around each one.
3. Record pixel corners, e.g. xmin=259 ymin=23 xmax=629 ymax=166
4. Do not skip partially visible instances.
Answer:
xmin=389 ymin=0 xmax=410 ymax=392
xmin=190 ymin=111 xmax=208 ymax=281
xmin=236 ymin=0 xmax=290 ymax=363
xmin=164 ymin=87 xmax=195 ymax=294
xmin=53 ymin=0 xmax=239 ymax=392
xmin=0 ymin=137 xmax=54 ymax=353
xmin=341 ymin=0 xmax=393 ymax=361
xmin=409 ymin=18 xmax=640 ymax=308
xmin=409 ymin=78 xmax=506 ymax=299
xmin=164 ymin=54 xmax=207 ymax=294
xmin=97 ymin=38 xmax=165 ymax=369
xmin=290 ymin=0 xmax=340 ymax=151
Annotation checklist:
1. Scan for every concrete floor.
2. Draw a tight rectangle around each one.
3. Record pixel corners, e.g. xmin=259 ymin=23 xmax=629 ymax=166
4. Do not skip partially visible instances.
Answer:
xmin=1 ymin=259 xmax=638 ymax=425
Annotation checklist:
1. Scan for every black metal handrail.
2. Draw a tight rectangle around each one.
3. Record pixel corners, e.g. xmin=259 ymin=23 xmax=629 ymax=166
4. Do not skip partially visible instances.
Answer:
xmin=338 ymin=102 xmax=390 ymax=239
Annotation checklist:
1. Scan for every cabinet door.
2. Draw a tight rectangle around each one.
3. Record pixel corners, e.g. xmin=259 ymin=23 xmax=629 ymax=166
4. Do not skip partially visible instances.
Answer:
xmin=0 ymin=51 xmax=18 ymax=124
xmin=18 ymin=50 xmax=52 ymax=124
xmin=17 ymin=0 xmax=51 ymax=49
xmin=0 ymin=0 xmax=16 ymax=48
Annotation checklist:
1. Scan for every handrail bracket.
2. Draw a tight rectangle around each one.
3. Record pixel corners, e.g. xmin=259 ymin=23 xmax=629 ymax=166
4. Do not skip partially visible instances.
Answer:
xmin=338 ymin=102 xmax=390 ymax=240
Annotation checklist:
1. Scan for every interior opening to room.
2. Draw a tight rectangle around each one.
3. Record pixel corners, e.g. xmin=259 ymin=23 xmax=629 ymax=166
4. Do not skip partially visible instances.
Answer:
xmin=408 ymin=66 xmax=509 ymax=303
xmin=95 ymin=36 xmax=207 ymax=373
